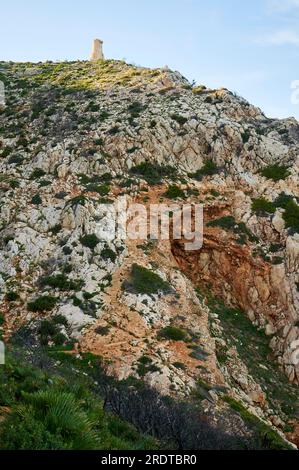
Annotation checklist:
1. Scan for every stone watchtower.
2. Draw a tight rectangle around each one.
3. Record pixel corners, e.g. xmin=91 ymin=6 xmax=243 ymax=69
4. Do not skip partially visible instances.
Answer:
xmin=90 ymin=38 xmax=104 ymax=61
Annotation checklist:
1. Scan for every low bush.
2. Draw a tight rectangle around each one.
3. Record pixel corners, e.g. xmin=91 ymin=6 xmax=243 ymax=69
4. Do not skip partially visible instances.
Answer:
xmin=241 ymin=131 xmax=251 ymax=144
xmin=223 ymin=396 xmax=292 ymax=450
xmin=5 ymin=291 xmax=19 ymax=302
xmin=157 ymin=326 xmax=187 ymax=342
xmin=8 ymin=154 xmax=24 ymax=165
xmin=189 ymin=346 xmax=210 ymax=361
xmin=122 ymin=264 xmax=172 ymax=295
xmin=207 ymin=216 xmax=258 ymax=243
xmin=274 ymin=192 xmax=294 ymax=209
xmin=95 ymin=326 xmax=110 ymax=336
xmin=85 ymin=183 xmax=110 ymax=196
xmin=27 ymin=296 xmax=57 ymax=312
xmin=41 ymin=273 xmax=84 ymax=291
xmin=0 ymin=350 xmax=157 ymax=450
xmin=251 ymin=198 xmax=275 ymax=216
xmin=31 ymin=194 xmax=42 ymax=205
xmin=101 ymin=248 xmax=117 ymax=263
xmin=283 ymin=200 xmax=299 ymax=233
xmin=171 ymin=114 xmax=188 ymax=125
xmin=51 ymin=224 xmax=62 ymax=235
xmin=80 ymin=234 xmax=100 ymax=250
xmin=129 ymin=162 xmax=177 ymax=185
xmin=128 ymin=101 xmax=145 ymax=118
xmin=136 ymin=356 xmax=160 ymax=377
xmin=191 ymin=160 xmax=219 ymax=181
xmin=260 ymin=164 xmax=290 ymax=182
xmin=0 ymin=146 xmax=13 ymax=158
xmin=30 ymin=168 xmax=46 ymax=180
xmin=163 ymin=185 xmax=185 ymax=199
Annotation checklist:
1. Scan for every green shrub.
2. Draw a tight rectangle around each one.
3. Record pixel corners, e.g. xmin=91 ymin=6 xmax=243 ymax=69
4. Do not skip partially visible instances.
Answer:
xmin=31 ymin=102 xmax=44 ymax=119
xmin=223 ymin=396 xmax=292 ymax=450
xmin=0 ymin=410 xmax=67 ymax=450
xmin=94 ymin=138 xmax=104 ymax=146
xmin=95 ymin=326 xmax=110 ymax=336
xmin=163 ymin=185 xmax=185 ymax=199
xmin=191 ymin=160 xmax=219 ymax=181
xmin=171 ymin=114 xmax=188 ymax=125
xmin=189 ymin=346 xmax=210 ymax=361
xmin=251 ymin=198 xmax=275 ymax=216
xmin=41 ymin=274 xmax=84 ymax=291
xmin=274 ymin=192 xmax=294 ymax=209
xmin=122 ymin=264 xmax=172 ymax=295
xmin=86 ymin=102 xmax=100 ymax=112
xmin=128 ymin=101 xmax=145 ymax=118
xmin=55 ymin=191 xmax=68 ymax=200
xmin=269 ymin=243 xmax=282 ymax=253
xmin=52 ymin=314 xmax=68 ymax=327
xmin=271 ymin=256 xmax=284 ymax=265
xmin=241 ymin=130 xmax=251 ymax=144
xmin=9 ymin=179 xmax=20 ymax=189
xmin=157 ymin=326 xmax=187 ymax=342
xmin=8 ymin=154 xmax=24 ymax=165
xmin=51 ymin=224 xmax=62 ymax=235
xmin=130 ymin=162 xmax=177 ymax=185
xmin=207 ymin=216 xmax=236 ymax=231
xmin=127 ymin=146 xmax=139 ymax=154
xmin=62 ymin=246 xmax=72 ymax=255
xmin=0 ymin=389 xmax=100 ymax=450
xmin=5 ymin=291 xmax=19 ymax=302
xmin=0 ymin=346 xmax=158 ymax=450
xmin=260 ymin=164 xmax=290 ymax=182
xmin=52 ymin=333 xmax=67 ymax=346
xmin=80 ymin=234 xmax=100 ymax=250
xmin=0 ymin=146 xmax=13 ymax=158
xmin=173 ymin=362 xmax=186 ymax=370
xmin=38 ymin=319 xmax=59 ymax=338
xmin=207 ymin=216 xmax=258 ymax=243
xmin=30 ymin=168 xmax=46 ymax=180
xmin=27 ymin=296 xmax=57 ymax=312
xmin=38 ymin=318 xmax=68 ymax=347
xmin=85 ymin=183 xmax=110 ymax=196
xmin=283 ymin=200 xmax=299 ymax=233
xmin=31 ymin=194 xmax=42 ymax=205
xmin=101 ymin=248 xmax=116 ymax=263
xmin=108 ymin=126 xmax=120 ymax=135
xmin=69 ymin=195 xmax=88 ymax=207
xmin=136 ymin=356 xmax=160 ymax=377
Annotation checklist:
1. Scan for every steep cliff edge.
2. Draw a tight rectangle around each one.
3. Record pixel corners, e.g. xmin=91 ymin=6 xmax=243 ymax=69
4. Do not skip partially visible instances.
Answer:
xmin=0 ymin=60 xmax=298 ymax=447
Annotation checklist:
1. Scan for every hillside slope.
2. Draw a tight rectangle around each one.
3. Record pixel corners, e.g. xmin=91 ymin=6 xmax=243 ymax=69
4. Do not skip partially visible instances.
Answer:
xmin=0 ymin=59 xmax=298 ymax=448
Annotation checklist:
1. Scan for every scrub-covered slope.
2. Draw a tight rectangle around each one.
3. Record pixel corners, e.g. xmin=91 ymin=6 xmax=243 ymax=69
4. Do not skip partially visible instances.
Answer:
xmin=0 ymin=59 xmax=298 ymax=448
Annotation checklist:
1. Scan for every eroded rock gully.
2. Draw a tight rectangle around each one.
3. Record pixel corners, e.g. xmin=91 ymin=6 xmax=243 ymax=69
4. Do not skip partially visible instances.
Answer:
xmin=171 ymin=203 xmax=299 ymax=385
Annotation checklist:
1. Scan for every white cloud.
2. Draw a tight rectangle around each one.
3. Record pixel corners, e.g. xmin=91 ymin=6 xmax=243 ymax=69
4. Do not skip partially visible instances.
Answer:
xmin=257 ymin=30 xmax=299 ymax=46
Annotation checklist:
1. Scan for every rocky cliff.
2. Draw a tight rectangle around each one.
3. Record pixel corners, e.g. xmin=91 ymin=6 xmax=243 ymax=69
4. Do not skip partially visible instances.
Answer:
xmin=0 ymin=59 xmax=298 ymax=446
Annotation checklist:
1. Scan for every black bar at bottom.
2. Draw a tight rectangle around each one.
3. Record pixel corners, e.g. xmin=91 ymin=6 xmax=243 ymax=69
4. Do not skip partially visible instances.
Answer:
xmin=0 ymin=450 xmax=298 ymax=467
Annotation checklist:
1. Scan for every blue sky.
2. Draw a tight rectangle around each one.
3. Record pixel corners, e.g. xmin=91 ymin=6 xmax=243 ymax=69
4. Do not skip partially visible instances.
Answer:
xmin=1 ymin=0 xmax=299 ymax=119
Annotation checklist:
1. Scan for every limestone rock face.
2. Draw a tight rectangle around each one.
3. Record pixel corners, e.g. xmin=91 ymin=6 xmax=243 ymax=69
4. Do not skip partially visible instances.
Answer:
xmin=0 ymin=59 xmax=298 ymax=446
